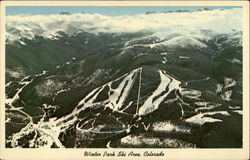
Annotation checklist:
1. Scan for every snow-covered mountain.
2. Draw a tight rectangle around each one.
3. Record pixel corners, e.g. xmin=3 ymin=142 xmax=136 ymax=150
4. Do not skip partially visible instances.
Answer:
xmin=6 ymin=8 xmax=242 ymax=43
xmin=5 ymin=8 xmax=243 ymax=148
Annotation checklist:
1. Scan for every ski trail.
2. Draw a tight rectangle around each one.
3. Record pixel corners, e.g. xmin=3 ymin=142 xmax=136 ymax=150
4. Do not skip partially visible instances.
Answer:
xmin=55 ymin=68 xmax=140 ymax=127
xmin=139 ymin=70 xmax=181 ymax=115
xmin=106 ymin=68 xmax=138 ymax=111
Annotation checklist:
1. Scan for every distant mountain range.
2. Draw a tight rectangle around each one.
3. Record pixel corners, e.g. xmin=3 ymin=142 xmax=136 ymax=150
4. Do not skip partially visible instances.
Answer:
xmin=57 ymin=8 xmax=215 ymax=15
xmin=145 ymin=7 xmax=215 ymax=14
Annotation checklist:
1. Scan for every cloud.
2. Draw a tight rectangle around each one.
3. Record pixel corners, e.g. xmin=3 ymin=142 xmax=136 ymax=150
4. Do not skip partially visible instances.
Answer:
xmin=6 ymin=8 xmax=242 ymax=43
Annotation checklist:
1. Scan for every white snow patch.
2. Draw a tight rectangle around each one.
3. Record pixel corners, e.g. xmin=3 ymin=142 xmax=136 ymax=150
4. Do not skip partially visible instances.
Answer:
xmin=185 ymin=111 xmax=230 ymax=125
xmin=42 ymin=104 xmax=57 ymax=109
xmin=195 ymin=103 xmax=221 ymax=112
xmin=132 ymin=53 xmax=145 ymax=59
xmin=179 ymin=56 xmax=190 ymax=59
xmin=162 ymin=57 xmax=168 ymax=64
xmin=6 ymin=68 xmax=24 ymax=78
xmin=221 ymin=90 xmax=232 ymax=101
xmin=233 ymin=110 xmax=242 ymax=115
xmin=121 ymin=135 xmax=195 ymax=148
xmin=121 ymin=135 xmax=161 ymax=146
xmin=216 ymin=84 xmax=223 ymax=93
xmin=229 ymin=58 xmax=242 ymax=64
xmin=180 ymin=88 xmax=201 ymax=100
xmin=229 ymin=106 xmax=241 ymax=110
xmin=5 ymin=81 xmax=12 ymax=87
xmin=152 ymin=121 xmax=190 ymax=133
xmin=6 ymin=78 xmax=33 ymax=108
xmin=36 ymin=70 xmax=47 ymax=76
xmin=56 ymin=88 xmax=70 ymax=94
xmin=20 ymin=41 xmax=26 ymax=45
xmin=160 ymin=52 xmax=171 ymax=55
xmin=224 ymin=77 xmax=237 ymax=88
xmin=106 ymin=141 xmax=112 ymax=148
xmin=149 ymin=36 xmax=207 ymax=48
